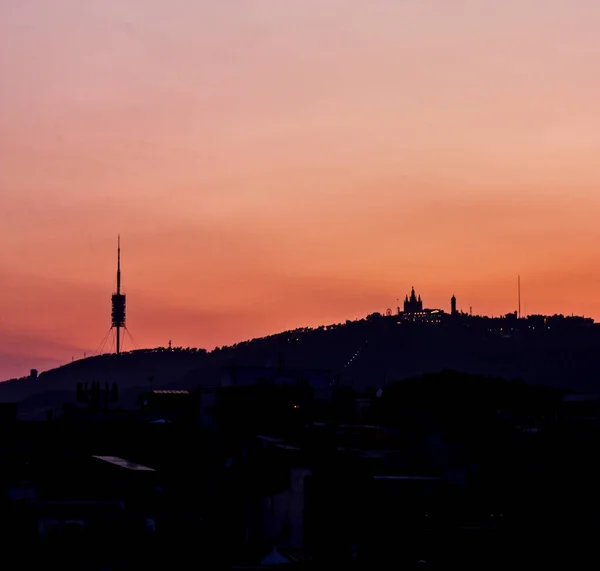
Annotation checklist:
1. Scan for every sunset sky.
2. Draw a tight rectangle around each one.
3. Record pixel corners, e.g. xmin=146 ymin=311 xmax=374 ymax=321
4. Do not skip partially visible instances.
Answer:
xmin=1 ymin=0 xmax=600 ymax=379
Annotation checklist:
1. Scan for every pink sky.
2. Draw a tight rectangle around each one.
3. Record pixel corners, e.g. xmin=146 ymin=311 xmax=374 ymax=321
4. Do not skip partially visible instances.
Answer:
xmin=1 ymin=0 xmax=600 ymax=379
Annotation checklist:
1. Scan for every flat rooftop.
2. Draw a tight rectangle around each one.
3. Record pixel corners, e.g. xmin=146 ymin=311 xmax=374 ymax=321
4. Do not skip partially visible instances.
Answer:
xmin=92 ymin=455 xmax=155 ymax=472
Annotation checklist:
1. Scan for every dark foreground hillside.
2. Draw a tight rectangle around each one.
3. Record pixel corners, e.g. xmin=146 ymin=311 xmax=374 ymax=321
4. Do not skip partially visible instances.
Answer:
xmin=2 ymin=313 xmax=600 ymax=420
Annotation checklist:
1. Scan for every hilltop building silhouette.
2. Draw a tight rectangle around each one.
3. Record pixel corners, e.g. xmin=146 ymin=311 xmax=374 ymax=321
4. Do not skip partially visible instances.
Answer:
xmin=395 ymin=287 xmax=444 ymax=323
xmin=398 ymin=287 xmax=456 ymax=319
xmin=403 ymin=287 xmax=423 ymax=313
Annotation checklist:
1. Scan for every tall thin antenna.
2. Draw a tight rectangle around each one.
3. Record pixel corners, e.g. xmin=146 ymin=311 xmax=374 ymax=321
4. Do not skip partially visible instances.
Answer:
xmin=518 ymin=274 xmax=521 ymax=319
xmin=117 ymin=234 xmax=121 ymax=294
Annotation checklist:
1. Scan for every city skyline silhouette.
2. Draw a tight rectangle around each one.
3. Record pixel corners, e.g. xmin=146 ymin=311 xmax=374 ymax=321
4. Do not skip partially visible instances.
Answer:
xmin=1 ymin=1 xmax=600 ymax=379
xmin=2 ymin=4 xmax=600 ymax=567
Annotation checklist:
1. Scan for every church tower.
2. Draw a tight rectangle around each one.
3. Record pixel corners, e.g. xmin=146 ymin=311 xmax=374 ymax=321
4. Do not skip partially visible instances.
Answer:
xmin=403 ymin=287 xmax=423 ymax=313
xmin=451 ymin=294 xmax=457 ymax=315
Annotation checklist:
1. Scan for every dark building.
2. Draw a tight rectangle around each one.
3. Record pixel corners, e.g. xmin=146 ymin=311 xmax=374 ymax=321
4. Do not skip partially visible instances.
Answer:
xmin=403 ymin=287 xmax=423 ymax=313
xmin=396 ymin=287 xmax=446 ymax=323
xmin=198 ymin=385 xmax=218 ymax=431
xmin=451 ymin=294 xmax=457 ymax=315
xmin=76 ymin=381 xmax=119 ymax=408
xmin=60 ymin=381 xmax=122 ymax=423
xmin=561 ymin=394 xmax=600 ymax=425
xmin=221 ymin=424 xmax=456 ymax=567
xmin=1 ymin=451 xmax=160 ymax=567
xmin=0 ymin=403 xmax=18 ymax=423
xmin=217 ymin=383 xmax=313 ymax=437
xmin=221 ymin=365 xmax=332 ymax=394
xmin=137 ymin=389 xmax=197 ymax=424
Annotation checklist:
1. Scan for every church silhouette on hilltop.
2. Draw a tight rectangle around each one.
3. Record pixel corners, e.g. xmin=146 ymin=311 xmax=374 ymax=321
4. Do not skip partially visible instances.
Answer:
xmin=403 ymin=287 xmax=423 ymax=313
xmin=395 ymin=286 xmax=458 ymax=322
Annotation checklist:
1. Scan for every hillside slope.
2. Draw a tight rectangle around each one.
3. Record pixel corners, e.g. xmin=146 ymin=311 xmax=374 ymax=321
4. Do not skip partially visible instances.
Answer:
xmin=2 ymin=315 xmax=600 ymax=417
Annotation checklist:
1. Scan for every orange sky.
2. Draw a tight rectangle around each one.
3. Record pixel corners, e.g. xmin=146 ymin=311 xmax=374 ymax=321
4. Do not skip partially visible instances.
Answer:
xmin=1 ymin=0 xmax=600 ymax=379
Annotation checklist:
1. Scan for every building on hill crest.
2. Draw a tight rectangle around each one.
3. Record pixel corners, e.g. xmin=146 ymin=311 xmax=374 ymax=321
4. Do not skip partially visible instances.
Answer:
xmin=404 ymin=287 xmax=423 ymax=314
xmin=396 ymin=287 xmax=443 ymax=323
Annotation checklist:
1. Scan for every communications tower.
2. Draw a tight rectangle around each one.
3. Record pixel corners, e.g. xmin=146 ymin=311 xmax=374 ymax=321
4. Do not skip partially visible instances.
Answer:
xmin=111 ymin=235 xmax=126 ymax=354
xmin=94 ymin=236 xmax=137 ymax=356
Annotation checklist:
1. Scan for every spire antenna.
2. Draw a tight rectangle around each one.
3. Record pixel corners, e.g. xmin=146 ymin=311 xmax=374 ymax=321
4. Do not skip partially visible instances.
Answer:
xmin=518 ymin=274 xmax=521 ymax=319
xmin=117 ymin=234 xmax=121 ymax=294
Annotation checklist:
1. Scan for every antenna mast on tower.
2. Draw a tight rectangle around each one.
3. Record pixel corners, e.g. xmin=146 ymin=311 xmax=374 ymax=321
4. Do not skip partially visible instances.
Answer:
xmin=518 ymin=274 xmax=521 ymax=319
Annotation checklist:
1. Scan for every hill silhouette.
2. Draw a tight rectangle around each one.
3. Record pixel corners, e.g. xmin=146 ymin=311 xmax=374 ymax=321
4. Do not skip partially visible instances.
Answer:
xmin=1 ymin=312 xmax=599 ymax=418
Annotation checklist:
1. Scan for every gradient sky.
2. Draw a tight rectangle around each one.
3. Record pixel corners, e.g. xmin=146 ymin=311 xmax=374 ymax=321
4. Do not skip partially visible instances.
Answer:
xmin=1 ymin=0 xmax=600 ymax=379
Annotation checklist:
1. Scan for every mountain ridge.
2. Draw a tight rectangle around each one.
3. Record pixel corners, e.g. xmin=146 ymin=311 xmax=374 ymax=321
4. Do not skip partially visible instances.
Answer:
xmin=1 ymin=313 xmax=599 ymax=418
